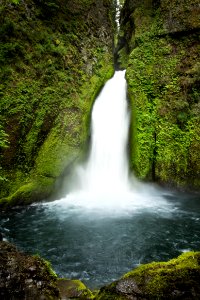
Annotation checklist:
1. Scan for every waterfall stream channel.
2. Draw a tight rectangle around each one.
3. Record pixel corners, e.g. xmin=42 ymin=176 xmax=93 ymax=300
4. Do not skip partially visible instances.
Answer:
xmin=1 ymin=71 xmax=200 ymax=288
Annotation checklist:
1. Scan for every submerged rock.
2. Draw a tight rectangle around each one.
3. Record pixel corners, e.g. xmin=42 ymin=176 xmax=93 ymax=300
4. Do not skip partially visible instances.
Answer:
xmin=95 ymin=252 xmax=200 ymax=299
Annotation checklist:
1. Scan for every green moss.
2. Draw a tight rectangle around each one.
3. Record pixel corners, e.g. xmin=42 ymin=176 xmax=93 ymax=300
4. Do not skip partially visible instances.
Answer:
xmin=0 ymin=176 xmax=54 ymax=208
xmin=125 ymin=32 xmax=200 ymax=187
xmin=117 ymin=47 xmax=128 ymax=69
xmin=123 ymin=252 xmax=200 ymax=298
xmin=0 ymin=0 xmax=114 ymax=205
xmin=33 ymin=254 xmax=58 ymax=279
xmin=57 ymin=278 xmax=94 ymax=299
xmin=118 ymin=0 xmax=200 ymax=189
xmin=0 ymin=124 xmax=9 ymax=149
xmin=96 ymin=252 xmax=200 ymax=299
xmin=72 ymin=280 xmax=94 ymax=299
xmin=95 ymin=292 xmax=127 ymax=300
xmin=126 ymin=37 xmax=180 ymax=179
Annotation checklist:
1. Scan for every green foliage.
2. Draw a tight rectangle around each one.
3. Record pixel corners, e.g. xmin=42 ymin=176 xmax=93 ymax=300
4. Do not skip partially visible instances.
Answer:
xmin=71 ymin=280 xmax=94 ymax=299
xmin=0 ymin=0 xmax=114 ymax=205
xmin=0 ymin=125 xmax=9 ymax=182
xmin=126 ymin=37 xmax=179 ymax=179
xmin=118 ymin=0 xmax=200 ymax=188
xmin=33 ymin=254 xmax=58 ymax=279
xmin=126 ymin=32 xmax=200 ymax=187
xmin=0 ymin=125 xmax=9 ymax=149
xmin=11 ymin=0 xmax=20 ymax=4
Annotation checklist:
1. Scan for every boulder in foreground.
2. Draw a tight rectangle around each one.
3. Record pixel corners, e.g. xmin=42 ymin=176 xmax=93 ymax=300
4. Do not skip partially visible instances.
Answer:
xmin=0 ymin=241 xmax=59 ymax=299
xmin=1 ymin=241 xmax=200 ymax=299
xmin=95 ymin=252 xmax=200 ymax=299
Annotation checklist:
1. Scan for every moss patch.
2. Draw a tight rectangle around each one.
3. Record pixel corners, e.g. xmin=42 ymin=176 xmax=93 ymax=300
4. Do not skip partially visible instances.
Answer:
xmin=57 ymin=279 xmax=94 ymax=299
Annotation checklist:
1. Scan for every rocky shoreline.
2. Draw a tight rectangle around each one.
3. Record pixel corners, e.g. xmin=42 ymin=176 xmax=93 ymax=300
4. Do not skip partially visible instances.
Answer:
xmin=1 ymin=241 xmax=200 ymax=299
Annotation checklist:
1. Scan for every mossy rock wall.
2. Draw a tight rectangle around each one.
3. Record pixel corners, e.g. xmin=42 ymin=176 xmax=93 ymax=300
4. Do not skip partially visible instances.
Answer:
xmin=0 ymin=0 xmax=115 ymax=206
xmin=118 ymin=0 xmax=200 ymax=189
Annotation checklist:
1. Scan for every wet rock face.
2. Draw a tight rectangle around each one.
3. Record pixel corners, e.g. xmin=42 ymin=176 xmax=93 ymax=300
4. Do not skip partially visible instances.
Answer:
xmin=0 ymin=241 xmax=60 ymax=300
xmin=121 ymin=0 xmax=200 ymax=36
xmin=117 ymin=0 xmax=200 ymax=189
xmin=159 ymin=0 xmax=200 ymax=33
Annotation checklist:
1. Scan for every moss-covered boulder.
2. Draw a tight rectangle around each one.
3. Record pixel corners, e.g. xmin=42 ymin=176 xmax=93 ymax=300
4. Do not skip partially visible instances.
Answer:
xmin=95 ymin=252 xmax=200 ymax=299
xmin=0 ymin=241 xmax=60 ymax=299
xmin=0 ymin=0 xmax=115 ymax=206
xmin=1 ymin=241 xmax=200 ymax=299
xmin=118 ymin=0 xmax=200 ymax=189
xmin=0 ymin=241 xmax=96 ymax=299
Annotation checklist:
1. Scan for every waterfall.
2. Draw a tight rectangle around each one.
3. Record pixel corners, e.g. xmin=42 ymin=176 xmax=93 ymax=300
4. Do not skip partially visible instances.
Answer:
xmin=115 ymin=0 xmax=122 ymax=30
xmin=52 ymin=71 xmax=171 ymax=215
xmin=77 ymin=71 xmax=130 ymax=195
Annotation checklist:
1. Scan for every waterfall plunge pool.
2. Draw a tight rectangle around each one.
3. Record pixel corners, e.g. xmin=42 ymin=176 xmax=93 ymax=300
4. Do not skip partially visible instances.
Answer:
xmin=1 ymin=71 xmax=200 ymax=288
xmin=1 ymin=191 xmax=200 ymax=289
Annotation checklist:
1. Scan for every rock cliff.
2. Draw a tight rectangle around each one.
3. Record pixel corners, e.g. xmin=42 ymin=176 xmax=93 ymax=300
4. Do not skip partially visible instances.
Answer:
xmin=118 ymin=0 xmax=200 ymax=189
xmin=0 ymin=0 xmax=115 ymax=206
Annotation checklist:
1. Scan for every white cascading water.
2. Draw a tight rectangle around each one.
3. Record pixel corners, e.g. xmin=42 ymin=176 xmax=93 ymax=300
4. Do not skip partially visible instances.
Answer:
xmin=49 ymin=71 xmax=172 ymax=216
xmin=78 ymin=70 xmax=130 ymax=195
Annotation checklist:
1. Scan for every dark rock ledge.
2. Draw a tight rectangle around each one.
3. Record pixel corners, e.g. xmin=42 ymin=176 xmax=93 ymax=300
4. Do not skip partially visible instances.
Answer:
xmin=0 ymin=241 xmax=93 ymax=300
xmin=1 ymin=241 xmax=200 ymax=300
